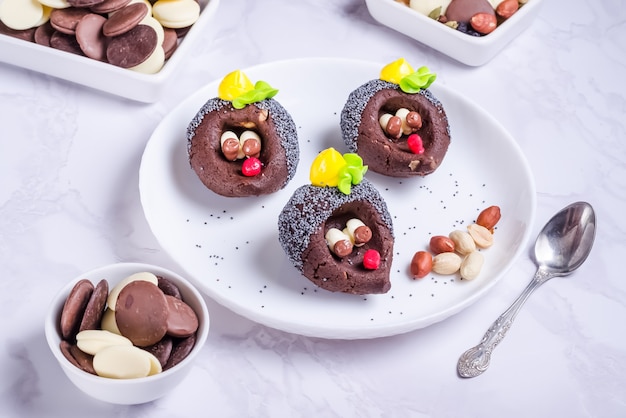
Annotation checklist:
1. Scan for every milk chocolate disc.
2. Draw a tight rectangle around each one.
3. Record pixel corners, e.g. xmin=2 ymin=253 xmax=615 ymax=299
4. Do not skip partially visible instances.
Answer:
xmin=143 ymin=336 xmax=173 ymax=368
xmin=69 ymin=343 xmax=96 ymax=374
xmin=162 ymin=27 xmax=178 ymax=60
xmin=50 ymin=7 xmax=91 ymax=35
xmin=0 ymin=20 xmax=36 ymax=42
xmin=164 ymin=333 xmax=196 ymax=370
xmin=50 ymin=31 xmax=84 ymax=55
xmin=106 ymin=24 xmax=157 ymax=68
xmin=157 ymin=276 xmax=182 ymax=299
xmin=75 ymin=13 xmax=107 ymax=61
xmin=79 ymin=279 xmax=109 ymax=332
xmin=90 ymin=0 xmax=131 ymax=14
xmin=115 ymin=280 xmax=168 ymax=347
xmin=34 ymin=21 xmax=55 ymax=46
xmin=67 ymin=0 xmax=106 ymax=7
xmin=60 ymin=279 xmax=94 ymax=340
xmin=102 ymin=2 xmax=148 ymax=37
xmin=164 ymin=295 xmax=198 ymax=337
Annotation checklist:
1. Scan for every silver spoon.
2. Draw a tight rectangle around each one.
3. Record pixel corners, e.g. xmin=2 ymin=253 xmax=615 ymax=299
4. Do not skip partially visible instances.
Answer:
xmin=457 ymin=201 xmax=596 ymax=378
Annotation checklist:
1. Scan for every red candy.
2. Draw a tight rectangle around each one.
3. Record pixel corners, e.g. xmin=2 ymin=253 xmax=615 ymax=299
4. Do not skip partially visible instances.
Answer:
xmin=242 ymin=157 xmax=262 ymax=176
xmin=407 ymin=134 xmax=424 ymax=154
xmin=363 ymin=249 xmax=381 ymax=270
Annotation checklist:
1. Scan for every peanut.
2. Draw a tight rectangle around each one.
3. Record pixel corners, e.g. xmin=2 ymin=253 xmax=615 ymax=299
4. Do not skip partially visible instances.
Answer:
xmin=460 ymin=251 xmax=484 ymax=280
xmin=410 ymin=251 xmax=432 ymax=279
xmin=449 ymin=230 xmax=476 ymax=255
xmin=429 ymin=235 xmax=455 ymax=254
xmin=476 ymin=205 xmax=501 ymax=230
xmin=470 ymin=12 xmax=497 ymax=35
xmin=432 ymin=252 xmax=462 ymax=275
xmin=496 ymin=0 xmax=519 ymax=19
xmin=467 ymin=223 xmax=494 ymax=249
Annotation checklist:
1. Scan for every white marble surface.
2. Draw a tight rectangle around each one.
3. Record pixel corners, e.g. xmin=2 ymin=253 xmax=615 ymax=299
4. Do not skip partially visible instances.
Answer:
xmin=1 ymin=0 xmax=624 ymax=416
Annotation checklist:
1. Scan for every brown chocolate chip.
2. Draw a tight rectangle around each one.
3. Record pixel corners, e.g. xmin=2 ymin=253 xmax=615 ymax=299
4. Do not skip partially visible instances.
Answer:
xmin=143 ymin=336 xmax=173 ymax=368
xmin=60 ymin=279 xmax=94 ymax=340
xmin=75 ymin=13 xmax=108 ymax=61
xmin=89 ymin=0 xmax=132 ymax=14
xmin=164 ymin=295 xmax=198 ymax=338
xmin=0 ymin=20 xmax=35 ymax=42
xmin=164 ymin=333 xmax=196 ymax=370
xmin=102 ymin=2 xmax=149 ymax=37
xmin=68 ymin=343 xmax=96 ymax=375
xmin=67 ymin=0 xmax=106 ymax=7
xmin=50 ymin=7 xmax=91 ymax=36
xmin=34 ymin=21 xmax=55 ymax=47
xmin=157 ymin=276 xmax=182 ymax=299
xmin=162 ymin=27 xmax=178 ymax=60
xmin=50 ymin=31 xmax=84 ymax=55
xmin=106 ymin=24 xmax=157 ymax=68
xmin=79 ymin=279 xmax=109 ymax=332
xmin=115 ymin=280 xmax=168 ymax=347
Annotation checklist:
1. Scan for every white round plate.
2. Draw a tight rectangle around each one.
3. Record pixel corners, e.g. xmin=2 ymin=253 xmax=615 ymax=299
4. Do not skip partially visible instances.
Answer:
xmin=140 ymin=57 xmax=536 ymax=339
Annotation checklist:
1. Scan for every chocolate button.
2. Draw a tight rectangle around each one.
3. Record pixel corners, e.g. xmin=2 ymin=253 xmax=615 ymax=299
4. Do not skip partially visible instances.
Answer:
xmin=162 ymin=27 xmax=178 ymax=60
xmin=34 ymin=21 xmax=55 ymax=47
xmin=164 ymin=294 xmax=198 ymax=338
xmin=143 ymin=336 xmax=173 ymax=368
xmin=115 ymin=280 xmax=168 ymax=347
xmin=157 ymin=276 xmax=182 ymax=299
xmin=75 ymin=13 xmax=107 ymax=61
xmin=164 ymin=333 xmax=196 ymax=370
xmin=67 ymin=0 xmax=106 ymax=7
xmin=102 ymin=2 xmax=149 ymax=37
xmin=106 ymin=24 xmax=157 ymax=68
xmin=90 ymin=0 xmax=132 ymax=14
xmin=50 ymin=7 xmax=91 ymax=35
xmin=60 ymin=279 xmax=94 ymax=340
xmin=0 ymin=20 xmax=35 ymax=42
xmin=79 ymin=279 xmax=109 ymax=332
xmin=50 ymin=31 xmax=84 ymax=55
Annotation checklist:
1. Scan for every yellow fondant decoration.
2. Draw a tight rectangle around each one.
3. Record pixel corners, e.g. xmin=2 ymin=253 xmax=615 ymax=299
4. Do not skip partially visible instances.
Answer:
xmin=218 ymin=70 xmax=254 ymax=101
xmin=380 ymin=58 xmax=415 ymax=85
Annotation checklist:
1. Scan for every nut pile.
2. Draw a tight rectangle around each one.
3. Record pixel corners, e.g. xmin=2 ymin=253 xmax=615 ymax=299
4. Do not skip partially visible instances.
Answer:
xmin=410 ymin=205 xmax=501 ymax=280
xmin=396 ymin=0 xmax=528 ymax=36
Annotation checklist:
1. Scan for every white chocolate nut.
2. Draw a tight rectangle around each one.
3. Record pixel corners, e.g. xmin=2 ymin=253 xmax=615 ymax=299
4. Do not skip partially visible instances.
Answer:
xmin=76 ymin=329 xmax=132 ymax=355
xmin=449 ymin=230 xmax=476 ymax=255
xmin=395 ymin=108 xmax=413 ymax=135
xmin=100 ymin=308 xmax=121 ymax=335
xmin=240 ymin=130 xmax=262 ymax=158
xmin=344 ymin=218 xmax=372 ymax=246
xmin=325 ymin=228 xmax=353 ymax=257
xmin=432 ymin=252 xmax=462 ymax=275
xmin=107 ymin=272 xmax=158 ymax=311
xmin=467 ymin=223 xmax=494 ymax=249
xmin=379 ymin=113 xmax=402 ymax=139
xmin=460 ymin=251 xmax=484 ymax=280
xmin=220 ymin=131 xmax=240 ymax=161
xmin=93 ymin=345 xmax=153 ymax=379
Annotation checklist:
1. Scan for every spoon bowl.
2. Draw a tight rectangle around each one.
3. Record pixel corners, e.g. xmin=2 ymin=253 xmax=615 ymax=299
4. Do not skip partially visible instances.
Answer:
xmin=457 ymin=201 xmax=596 ymax=378
xmin=534 ymin=202 xmax=596 ymax=275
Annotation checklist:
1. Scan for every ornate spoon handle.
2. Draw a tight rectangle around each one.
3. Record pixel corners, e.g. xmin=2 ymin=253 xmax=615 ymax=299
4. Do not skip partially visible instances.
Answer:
xmin=457 ymin=269 xmax=554 ymax=378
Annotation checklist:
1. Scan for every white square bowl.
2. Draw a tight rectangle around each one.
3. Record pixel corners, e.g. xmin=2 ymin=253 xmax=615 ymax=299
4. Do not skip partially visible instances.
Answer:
xmin=0 ymin=0 xmax=219 ymax=102
xmin=365 ymin=0 xmax=543 ymax=66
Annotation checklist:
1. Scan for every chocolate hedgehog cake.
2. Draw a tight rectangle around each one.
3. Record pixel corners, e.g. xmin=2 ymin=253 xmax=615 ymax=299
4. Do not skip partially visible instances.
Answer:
xmin=278 ymin=148 xmax=394 ymax=295
xmin=187 ymin=70 xmax=299 ymax=197
xmin=340 ymin=59 xmax=451 ymax=177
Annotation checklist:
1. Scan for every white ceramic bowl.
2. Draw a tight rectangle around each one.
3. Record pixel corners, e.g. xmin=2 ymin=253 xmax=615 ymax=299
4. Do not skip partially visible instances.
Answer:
xmin=44 ymin=262 xmax=209 ymax=405
xmin=0 ymin=0 xmax=219 ymax=102
xmin=365 ymin=0 xmax=543 ymax=66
